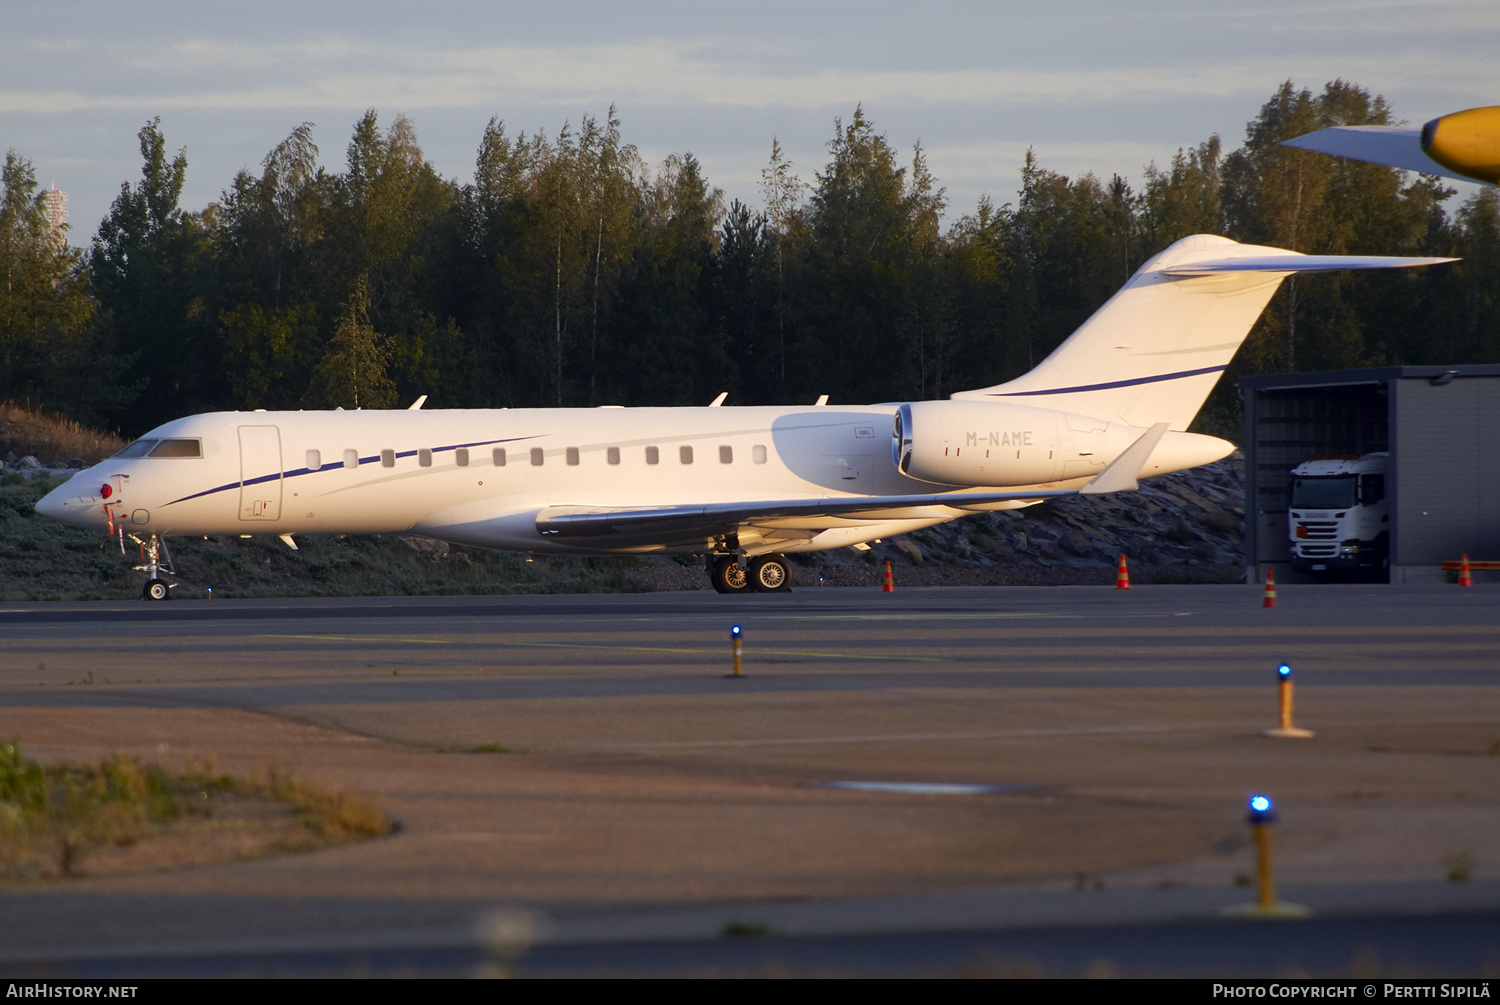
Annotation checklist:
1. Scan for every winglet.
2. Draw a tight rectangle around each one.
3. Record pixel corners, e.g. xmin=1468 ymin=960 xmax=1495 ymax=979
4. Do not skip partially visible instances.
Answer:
xmin=1080 ymin=423 xmax=1170 ymax=495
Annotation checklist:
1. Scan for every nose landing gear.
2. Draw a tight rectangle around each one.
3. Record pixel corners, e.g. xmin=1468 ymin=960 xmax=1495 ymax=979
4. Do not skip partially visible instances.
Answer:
xmin=130 ymin=533 xmax=176 ymax=601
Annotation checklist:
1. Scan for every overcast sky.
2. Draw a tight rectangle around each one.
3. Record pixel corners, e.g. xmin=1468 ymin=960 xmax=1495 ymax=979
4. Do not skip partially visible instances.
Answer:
xmin=5 ymin=1 xmax=1499 ymax=244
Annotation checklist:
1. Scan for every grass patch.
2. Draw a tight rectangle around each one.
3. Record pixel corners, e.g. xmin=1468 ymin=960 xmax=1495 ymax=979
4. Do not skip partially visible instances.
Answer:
xmin=0 ymin=403 xmax=126 ymax=466
xmin=1 ymin=474 xmax=651 ymax=600
xmin=0 ymin=740 xmax=391 ymax=881
xmin=1440 ymin=850 xmax=1474 ymax=883
xmin=474 ymin=744 xmax=511 ymax=754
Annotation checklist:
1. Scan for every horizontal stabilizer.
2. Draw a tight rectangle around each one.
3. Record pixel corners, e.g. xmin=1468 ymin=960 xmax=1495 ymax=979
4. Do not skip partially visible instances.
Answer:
xmin=954 ymin=234 xmax=1457 ymax=431
xmin=1162 ymin=253 xmax=1456 ymax=276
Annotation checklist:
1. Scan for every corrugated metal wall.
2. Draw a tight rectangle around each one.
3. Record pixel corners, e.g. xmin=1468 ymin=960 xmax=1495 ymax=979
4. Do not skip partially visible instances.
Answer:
xmin=1246 ymin=383 xmax=1387 ymax=567
xmin=1392 ymin=379 xmax=1500 ymax=563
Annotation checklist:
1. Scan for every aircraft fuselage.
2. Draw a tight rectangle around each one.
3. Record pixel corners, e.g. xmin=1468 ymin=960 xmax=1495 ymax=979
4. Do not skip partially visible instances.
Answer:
xmin=35 ymin=403 xmax=1227 ymax=557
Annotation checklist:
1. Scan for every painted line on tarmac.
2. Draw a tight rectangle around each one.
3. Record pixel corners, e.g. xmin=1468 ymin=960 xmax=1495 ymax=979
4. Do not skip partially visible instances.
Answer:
xmin=576 ymin=723 xmax=1176 ymax=751
xmin=263 ymin=634 xmax=947 ymax=663
xmin=821 ymin=781 xmax=1038 ymax=795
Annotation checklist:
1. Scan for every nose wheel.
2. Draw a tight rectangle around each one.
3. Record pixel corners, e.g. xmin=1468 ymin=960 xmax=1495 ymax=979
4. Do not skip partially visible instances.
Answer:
xmin=131 ymin=533 xmax=177 ymax=601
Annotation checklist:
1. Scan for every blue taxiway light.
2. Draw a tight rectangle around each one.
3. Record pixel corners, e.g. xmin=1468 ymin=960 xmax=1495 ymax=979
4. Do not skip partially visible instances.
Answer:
xmin=1277 ymin=663 xmax=1292 ymax=678
xmin=1247 ymin=793 xmax=1278 ymax=825
xmin=731 ymin=624 xmax=742 ymax=637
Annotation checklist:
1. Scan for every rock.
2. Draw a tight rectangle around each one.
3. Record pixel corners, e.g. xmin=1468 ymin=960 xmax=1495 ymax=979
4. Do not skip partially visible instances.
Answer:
xmin=892 ymin=538 xmax=924 ymax=564
xmin=17 ymin=456 xmax=40 ymax=469
xmin=397 ymin=535 xmax=450 ymax=559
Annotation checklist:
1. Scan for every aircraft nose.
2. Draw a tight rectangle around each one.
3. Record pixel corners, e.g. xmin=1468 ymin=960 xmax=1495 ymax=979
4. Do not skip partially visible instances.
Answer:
xmin=34 ymin=475 xmax=94 ymax=528
xmin=34 ymin=481 xmax=68 ymax=520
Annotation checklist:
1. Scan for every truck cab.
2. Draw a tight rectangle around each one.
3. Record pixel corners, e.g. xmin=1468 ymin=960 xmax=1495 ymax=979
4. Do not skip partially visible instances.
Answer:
xmin=1287 ymin=452 xmax=1389 ymax=575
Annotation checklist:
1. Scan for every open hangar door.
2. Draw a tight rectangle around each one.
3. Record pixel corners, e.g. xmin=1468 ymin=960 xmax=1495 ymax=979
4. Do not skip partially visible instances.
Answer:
xmin=1240 ymin=366 xmax=1500 ymax=585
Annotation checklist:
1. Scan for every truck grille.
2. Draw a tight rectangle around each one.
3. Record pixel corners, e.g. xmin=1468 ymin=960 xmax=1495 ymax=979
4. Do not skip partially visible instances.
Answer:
xmin=1296 ymin=520 xmax=1338 ymax=541
xmin=1297 ymin=544 xmax=1338 ymax=558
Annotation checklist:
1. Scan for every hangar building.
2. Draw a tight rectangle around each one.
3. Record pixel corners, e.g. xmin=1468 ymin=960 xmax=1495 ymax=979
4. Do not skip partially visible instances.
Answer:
xmin=1239 ymin=365 xmax=1500 ymax=584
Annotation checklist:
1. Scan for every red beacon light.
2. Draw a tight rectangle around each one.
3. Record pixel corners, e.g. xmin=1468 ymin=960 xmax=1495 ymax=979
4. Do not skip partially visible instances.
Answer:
xmin=100 ymin=483 xmax=113 ymax=499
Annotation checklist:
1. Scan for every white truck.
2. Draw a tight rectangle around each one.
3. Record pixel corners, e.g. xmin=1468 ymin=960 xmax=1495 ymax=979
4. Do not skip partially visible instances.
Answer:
xmin=1287 ymin=452 xmax=1389 ymax=575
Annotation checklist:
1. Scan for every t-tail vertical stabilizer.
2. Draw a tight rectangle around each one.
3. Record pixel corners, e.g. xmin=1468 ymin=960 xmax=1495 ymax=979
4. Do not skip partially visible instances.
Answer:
xmin=951 ymin=234 xmax=1453 ymax=430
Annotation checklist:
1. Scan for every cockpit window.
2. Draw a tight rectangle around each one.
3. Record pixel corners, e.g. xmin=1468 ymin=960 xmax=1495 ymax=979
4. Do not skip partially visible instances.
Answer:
xmin=114 ymin=439 xmax=159 ymax=458
xmin=147 ymin=439 xmax=203 ymax=458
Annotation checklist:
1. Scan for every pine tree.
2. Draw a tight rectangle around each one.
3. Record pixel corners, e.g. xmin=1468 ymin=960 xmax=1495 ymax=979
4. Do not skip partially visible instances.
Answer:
xmin=309 ymin=274 xmax=395 ymax=408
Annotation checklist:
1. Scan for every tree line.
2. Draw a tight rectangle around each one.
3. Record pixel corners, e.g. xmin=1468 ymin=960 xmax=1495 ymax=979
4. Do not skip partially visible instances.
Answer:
xmin=1 ymin=80 xmax=1497 ymax=441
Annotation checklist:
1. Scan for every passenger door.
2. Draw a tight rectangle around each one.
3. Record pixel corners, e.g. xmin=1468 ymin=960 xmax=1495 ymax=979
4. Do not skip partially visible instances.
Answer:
xmin=238 ymin=425 xmax=283 ymax=521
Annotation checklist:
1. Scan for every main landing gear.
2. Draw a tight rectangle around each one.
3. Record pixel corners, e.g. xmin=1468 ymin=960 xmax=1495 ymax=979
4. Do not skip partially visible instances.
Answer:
xmin=709 ymin=554 xmax=793 ymax=594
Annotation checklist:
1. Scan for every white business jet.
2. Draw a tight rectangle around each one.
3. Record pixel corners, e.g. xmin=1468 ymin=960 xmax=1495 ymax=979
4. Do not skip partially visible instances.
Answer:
xmin=36 ymin=234 xmax=1451 ymax=599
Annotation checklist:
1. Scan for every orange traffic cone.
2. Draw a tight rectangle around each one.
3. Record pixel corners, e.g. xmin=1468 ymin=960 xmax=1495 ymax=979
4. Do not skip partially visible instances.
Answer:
xmin=882 ymin=560 xmax=894 ymax=592
xmin=1262 ymin=568 xmax=1278 ymax=609
xmin=1115 ymin=554 xmax=1132 ymax=590
xmin=1459 ymin=553 xmax=1473 ymax=587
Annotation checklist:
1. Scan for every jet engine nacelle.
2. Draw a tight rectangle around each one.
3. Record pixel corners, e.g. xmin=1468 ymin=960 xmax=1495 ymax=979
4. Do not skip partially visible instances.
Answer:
xmin=892 ymin=400 xmax=1233 ymax=487
xmin=1422 ymin=106 xmax=1500 ymax=185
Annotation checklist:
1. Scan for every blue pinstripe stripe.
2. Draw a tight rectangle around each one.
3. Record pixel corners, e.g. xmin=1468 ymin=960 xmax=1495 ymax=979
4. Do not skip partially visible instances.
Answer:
xmin=987 ymin=364 xmax=1227 ymax=397
xmin=164 ymin=434 xmax=541 ymax=507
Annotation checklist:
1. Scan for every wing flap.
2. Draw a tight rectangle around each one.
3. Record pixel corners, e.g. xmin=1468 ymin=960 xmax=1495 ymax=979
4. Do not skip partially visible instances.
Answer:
xmin=535 ymin=489 xmax=1074 ymax=541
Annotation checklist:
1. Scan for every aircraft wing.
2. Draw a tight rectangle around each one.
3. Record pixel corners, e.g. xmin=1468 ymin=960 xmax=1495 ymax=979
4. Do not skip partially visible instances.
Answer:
xmin=535 ymin=488 xmax=1075 ymax=541
xmin=1281 ymin=126 xmax=1459 ymax=179
xmin=536 ymin=424 xmax=1169 ymax=541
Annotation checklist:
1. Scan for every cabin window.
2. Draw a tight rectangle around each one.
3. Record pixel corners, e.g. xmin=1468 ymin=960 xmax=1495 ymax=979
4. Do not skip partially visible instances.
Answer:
xmin=645 ymin=446 xmax=659 ymax=465
xmin=566 ymin=447 xmax=580 ymax=466
xmin=456 ymin=448 xmax=469 ymax=467
xmin=493 ymin=448 xmax=506 ymax=466
xmin=146 ymin=439 xmax=202 ymax=458
xmin=680 ymin=446 xmax=693 ymax=465
xmin=343 ymin=449 xmax=358 ymax=469
xmin=381 ymin=449 xmax=395 ymax=468
xmin=418 ymin=448 xmax=433 ymax=467
xmin=719 ymin=446 xmax=733 ymax=464
xmin=530 ymin=447 xmax=544 ymax=466
xmin=306 ymin=449 xmax=321 ymax=471
xmin=607 ymin=447 xmax=620 ymax=465
xmin=752 ymin=445 xmax=767 ymax=464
